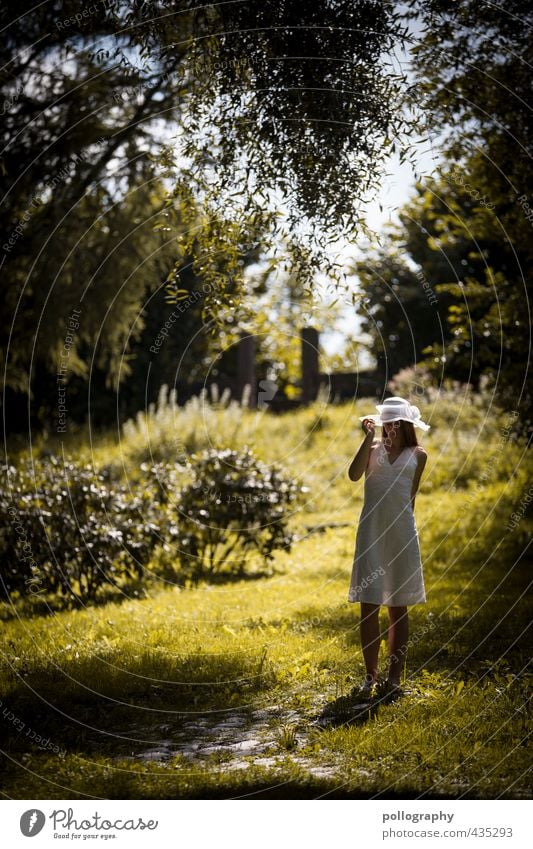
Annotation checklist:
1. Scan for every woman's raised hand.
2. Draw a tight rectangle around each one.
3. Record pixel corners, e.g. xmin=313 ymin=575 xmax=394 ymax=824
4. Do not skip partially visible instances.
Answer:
xmin=361 ymin=418 xmax=375 ymax=437
xmin=349 ymin=419 xmax=376 ymax=480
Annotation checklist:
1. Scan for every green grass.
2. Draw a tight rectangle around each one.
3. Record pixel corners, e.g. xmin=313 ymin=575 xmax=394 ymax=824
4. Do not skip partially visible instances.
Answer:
xmin=1 ymin=394 xmax=531 ymax=798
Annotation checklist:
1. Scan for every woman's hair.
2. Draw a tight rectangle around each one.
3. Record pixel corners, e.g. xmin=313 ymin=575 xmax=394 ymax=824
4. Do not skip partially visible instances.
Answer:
xmin=383 ymin=420 xmax=419 ymax=447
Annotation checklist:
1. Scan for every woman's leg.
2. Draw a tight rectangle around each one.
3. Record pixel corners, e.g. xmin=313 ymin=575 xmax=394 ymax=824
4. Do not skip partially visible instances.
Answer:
xmin=360 ymin=602 xmax=381 ymax=682
xmin=387 ymin=605 xmax=409 ymax=685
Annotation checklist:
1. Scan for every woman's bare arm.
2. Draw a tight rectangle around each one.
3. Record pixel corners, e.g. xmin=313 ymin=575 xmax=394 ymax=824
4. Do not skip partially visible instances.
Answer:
xmin=348 ymin=420 xmax=377 ymax=481
xmin=410 ymin=447 xmax=428 ymax=510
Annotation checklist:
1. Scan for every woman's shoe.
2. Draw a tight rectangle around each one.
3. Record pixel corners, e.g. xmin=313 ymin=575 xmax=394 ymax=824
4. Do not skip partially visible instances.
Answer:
xmin=375 ymin=678 xmax=402 ymax=702
xmin=350 ymin=674 xmax=376 ymax=700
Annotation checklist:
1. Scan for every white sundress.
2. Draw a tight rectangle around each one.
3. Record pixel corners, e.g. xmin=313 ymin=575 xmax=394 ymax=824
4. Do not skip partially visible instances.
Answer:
xmin=348 ymin=440 xmax=427 ymax=606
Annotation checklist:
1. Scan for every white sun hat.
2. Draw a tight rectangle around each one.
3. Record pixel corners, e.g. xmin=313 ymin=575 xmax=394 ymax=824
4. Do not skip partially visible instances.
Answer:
xmin=359 ymin=396 xmax=431 ymax=431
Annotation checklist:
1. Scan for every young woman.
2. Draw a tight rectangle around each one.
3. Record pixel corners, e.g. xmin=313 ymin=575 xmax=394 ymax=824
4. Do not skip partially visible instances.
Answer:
xmin=347 ymin=396 xmax=430 ymax=699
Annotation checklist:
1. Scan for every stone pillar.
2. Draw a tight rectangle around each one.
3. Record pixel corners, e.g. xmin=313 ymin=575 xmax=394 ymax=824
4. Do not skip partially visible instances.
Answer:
xmin=238 ymin=332 xmax=257 ymax=408
xmin=301 ymin=326 xmax=320 ymax=403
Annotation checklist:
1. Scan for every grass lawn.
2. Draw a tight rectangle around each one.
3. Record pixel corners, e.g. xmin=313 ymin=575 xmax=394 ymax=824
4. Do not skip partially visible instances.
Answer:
xmin=1 ymin=394 xmax=531 ymax=798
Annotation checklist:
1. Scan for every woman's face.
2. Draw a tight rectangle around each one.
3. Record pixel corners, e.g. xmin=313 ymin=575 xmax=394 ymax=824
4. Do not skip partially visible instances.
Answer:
xmin=383 ymin=421 xmax=402 ymax=441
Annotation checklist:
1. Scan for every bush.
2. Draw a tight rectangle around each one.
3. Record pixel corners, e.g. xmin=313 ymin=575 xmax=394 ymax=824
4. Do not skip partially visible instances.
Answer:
xmin=0 ymin=446 xmax=307 ymax=604
xmin=0 ymin=457 xmax=161 ymax=602
xmin=170 ymin=447 xmax=305 ymax=579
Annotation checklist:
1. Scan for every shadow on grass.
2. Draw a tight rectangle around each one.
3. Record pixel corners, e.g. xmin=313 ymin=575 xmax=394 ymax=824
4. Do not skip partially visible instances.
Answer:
xmin=182 ymin=778 xmax=462 ymax=800
xmin=0 ymin=754 xmax=464 ymax=800
xmin=0 ymin=580 xmax=153 ymax=622
xmin=0 ymin=647 xmax=274 ymax=760
xmin=312 ymin=678 xmax=414 ymax=731
xmin=313 ymin=693 xmax=379 ymax=729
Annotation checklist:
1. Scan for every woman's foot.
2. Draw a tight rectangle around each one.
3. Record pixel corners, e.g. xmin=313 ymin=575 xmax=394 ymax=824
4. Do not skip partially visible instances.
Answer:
xmin=350 ymin=673 xmax=376 ymax=700
xmin=375 ymin=678 xmax=402 ymax=702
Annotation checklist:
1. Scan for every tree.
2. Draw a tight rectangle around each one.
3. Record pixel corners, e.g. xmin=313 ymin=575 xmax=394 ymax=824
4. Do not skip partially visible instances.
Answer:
xmin=1 ymin=1 xmax=417 ymax=433
xmin=353 ymin=248 xmax=451 ymax=382
xmin=406 ymin=0 xmax=533 ymax=425
xmin=166 ymin=0 xmax=415 ymax=291
xmin=0 ymin=3 xmax=265 ymax=430
xmin=353 ymin=166 xmax=530 ymax=413
xmin=0 ymin=5 xmax=189 ymax=405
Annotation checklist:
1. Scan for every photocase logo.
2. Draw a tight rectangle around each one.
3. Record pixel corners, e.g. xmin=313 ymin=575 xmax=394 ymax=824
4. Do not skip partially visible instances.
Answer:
xmin=257 ymin=379 xmax=278 ymax=410
xmin=20 ymin=809 xmax=46 ymax=837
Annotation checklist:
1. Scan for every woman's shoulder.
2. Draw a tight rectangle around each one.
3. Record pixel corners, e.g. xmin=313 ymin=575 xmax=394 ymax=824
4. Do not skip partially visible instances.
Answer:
xmin=414 ymin=445 xmax=428 ymax=462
